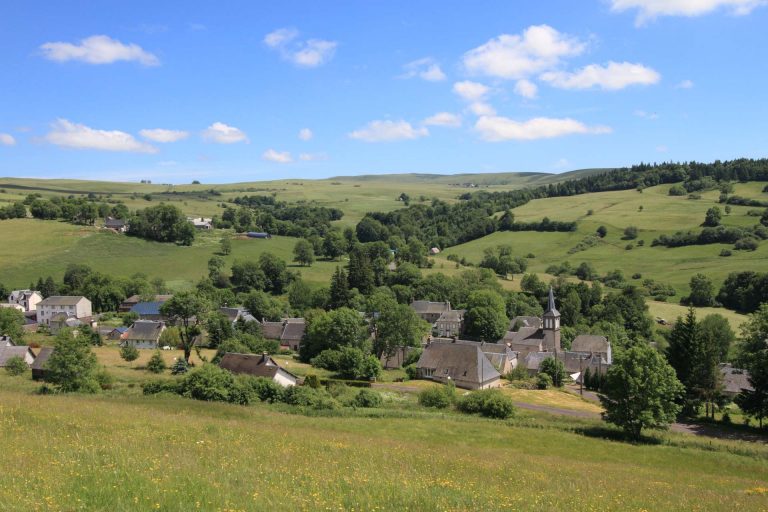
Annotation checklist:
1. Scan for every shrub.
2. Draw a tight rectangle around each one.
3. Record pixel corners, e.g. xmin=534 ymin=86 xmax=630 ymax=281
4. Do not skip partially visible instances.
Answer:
xmin=142 ymin=379 xmax=179 ymax=395
xmin=735 ymin=237 xmax=759 ymax=251
xmin=719 ymin=249 xmax=732 ymax=257
xmin=669 ymin=184 xmax=686 ymax=196
xmin=632 ymin=273 xmax=642 ymax=280
xmin=504 ymin=364 xmax=530 ymax=381
xmin=456 ymin=389 xmax=515 ymax=419
xmin=282 ymin=385 xmax=337 ymax=409
xmin=623 ymin=226 xmax=638 ymax=240
xmin=146 ymin=351 xmax=167 ymax=374
xmin=353 ymin=389 xmax=383 ymax=408
xmin=304 ymin=373 xmax=321 ymax=389
xmin=539 ymin=357 xmax=566 ymax=387
xmin=4 ymin=356 xmax=28 ymax=376
xmin=177 ymin=364 xmax=235 ymax=402
xmin=170 ymin=358 xmax=190 ymax=375
xmin=637 ymin=240 xmax=645 ymax=246
xmin=245 ymin=376 xmax=285 ymax=403
xmin=418 ymin=386 xmax=453 ymax=408
xmin=94 ymin=369 xmax=115 ymax=390
xmin=625 ymin=244 xmax=634 ymax=250
xmin=536 ymin=373 xmax=553 ymax=389
xmin=404 ymin=364 xmax=418 ymax=380
xmin=120 ymin=345 xmax=139 ymax=363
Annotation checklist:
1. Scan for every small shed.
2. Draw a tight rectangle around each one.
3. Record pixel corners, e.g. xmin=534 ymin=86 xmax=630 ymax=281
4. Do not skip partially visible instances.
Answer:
xmin=246 ymin=232 xmax=271 ymax=239
xmin=31 ymin=347 xmax=54 ymax=380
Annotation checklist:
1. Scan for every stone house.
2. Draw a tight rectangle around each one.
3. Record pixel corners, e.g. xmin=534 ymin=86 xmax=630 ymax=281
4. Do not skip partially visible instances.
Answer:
xmin=218 ymin=352 xmax=298 ymax=387
xmin=416 ymin=341 xmax=501 ymax=390
xmin=36 ymin=296 xmax=92 ymax=326
xmin=8 ymin=290 xmax=43 ymax=312
xmin=121 ymin=320 xmax=167 ymax=349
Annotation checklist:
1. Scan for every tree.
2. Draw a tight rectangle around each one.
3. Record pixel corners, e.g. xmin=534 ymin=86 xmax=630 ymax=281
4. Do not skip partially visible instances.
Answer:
xmin=686 ymin=273 xmax=715 ymax=307
xmin=160 ymin=292 xmax=208 ymax=363
xmin=735 ymin=304 xmax=768 ymax=427
xmin=596 ymin=225 xmax=607 ymax=238
xmin=230 ymin=260 xmax=266 ymax=292
xmin=323 ymin=231 xmax=346 ymax=260
xmin=5 ymin=356 xmax=28 ymax=376
xmin=159 ymin=327 xmax=181 ymax=349
xmin=300 ymin=307 xmax=368 ymax=361
xmin=539 ymin=357 xmax=566 ymax=387
xmin=328 ymin=267 xmax=351 ymax=310
xmin=208 ymin=256 xmax=225 ymax=280
xmin=699 ymin=314 xmax=735 ymax=362
xmin=293 ymin=239 xmax=315 ymax=267
xmin=45 ymin=330 xmax=101 ymax=393
xmin=120 ymin=345 xmax=139 ymax=364
xmin=464 ymin=290 xmax=508 ymax=341
xmin=244 ymin=290 xmax=284 ymax=321
xmin=146 ymin=351 xmax=167 ymax=374
xmin=374 ymin=303 xmax=430 ymax=359
xmin=703 ymin=206 xmax=722 ymax=227
xmin=206 ymin=312 xmax=234 ymax=348
xmin=623 ymin=226 xmax=638 ymax=240
xmin=259 ymin=252 xmax=290 ymax=294
xmin=0 ymin=307 xmax=25 ymax=343
xmin=287 ymin=279 xmax=313 ymax=313
xmin=600 ymin=343 xmax=684 ymax=440
xmin=347 ymin=247 xmax=374 ymax=294
xmin=220 ymin=236 xmax=232 ymax=255
xmin=127 ymin=203 xmax=195 ymax=245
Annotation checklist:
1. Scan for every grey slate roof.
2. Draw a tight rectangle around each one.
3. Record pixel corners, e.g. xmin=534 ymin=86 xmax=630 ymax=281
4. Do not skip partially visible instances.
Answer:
xmin=219 ymin=352 xmax=298 ymax=380
xmin=509 ymin=316 xmax=541 ymax=330
xmin=0 ymin=346 xmax=35 ymax=366
xmin=410 ymin=301 xmax=451 ymax=315
xmin=219 ymin=307 xmax=244 ymax=322
xmin=39 ymin=296 xmax=87 ymax=306
xmin=125 ymin=321 xmax=165 ymax=342
xmin=417 ymin=341 xmax=500 ymax=385
xmin=31 ymin=347 xmax=54 ymax=371
xmin=281 ymin=320 xmax=306 ymax=342
xmin=436 ymin=310 xmax=465 ymax=322
xmin=571 ymin=335 xmax=609 ymax=354
xmin=720 ymin=364 xmax=754 ymax=395
xmin=261 ymin=322 xmax=285 ymax=340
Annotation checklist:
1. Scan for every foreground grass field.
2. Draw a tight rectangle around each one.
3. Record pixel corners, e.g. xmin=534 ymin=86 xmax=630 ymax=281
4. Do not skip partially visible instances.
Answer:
xmin=1 ymin=374 xmax=767 ymax=511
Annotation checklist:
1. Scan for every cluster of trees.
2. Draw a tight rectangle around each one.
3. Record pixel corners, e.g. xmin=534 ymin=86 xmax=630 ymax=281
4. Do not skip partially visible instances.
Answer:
xmin=652 ymin=224 xmax=767 ymax=250
xmin=479 ymin=245 xmax=528 ymax=276
xmin=218 ymin=195 xmax=343 ymax=238
xmin=26 ymin=194 xmax=129 ymax=225
xmin=0 ymin=201 xmax=26 ymax=219
xmin=127 ymin=203 xmax=195 ymax=245
xmin=717 ymin=271 xmax=768 ymax=313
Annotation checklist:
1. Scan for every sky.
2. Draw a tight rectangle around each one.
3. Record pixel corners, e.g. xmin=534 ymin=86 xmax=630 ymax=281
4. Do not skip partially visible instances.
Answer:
xmin=1 ymin=0 xmax=767 ymax=183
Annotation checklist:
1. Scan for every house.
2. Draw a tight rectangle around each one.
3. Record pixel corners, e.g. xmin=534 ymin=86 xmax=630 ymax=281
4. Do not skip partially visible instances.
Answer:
xmin=218 ymin=352 xmax=298 ymax=387
xmin=121 ymin=320 xmax=166 ymax=349
xmin=129 ymin=301 xmax=168 ymax=321
xmin=0 ymin=345 xmax=36 ymax=367
xmin=246 ymin=232 xmax=271 ymax=239
xmin=189 ymin=217 xmax=212 ymax=230
xmin=429 ymin=247 xmax=441 ymax=255
xmin=48 ymin=313 xmax=84 ymax=334
xmin=106 ymin=327 xmax=128 ymax=340
xmin=119 ymin=294 xmax=173 ymax=313
xmin=219 ymin=307 xmax=258 ymax=325
xmin=36 ymin=296 xmax=92 ymax=326
xmin=0 ymin=335 xmax=14 ymax=347
xmin=280 ymin=319 xmax=306 ymax=351
xmin=434 ymin=309 xmax=465 ymax=338
xmin=0 ymin=303 xmax=24 ymax=312
xmin=415 ymin=341 xmax=501 ymax=390
xmin=104 ymin=217 xmax=128 ymax=233
xmin=509 ymin=316 xmax=541 ymax=330
xmin=8 ymin=290 xmax=43 ymax=312
xmin=720 ymin=364 xmax=754 ymax=400
xmin=571 ymin=335 xmax=612 ymax=365
xmin=31 ymin=347 xmax=54 ymax=380
xmin=500 ymin=288 xmax=561 ymax=356
xmin=410 ymin=301 xmax=452 ymax=324
xmin=430 ymin=338 xmax=518 ymax=375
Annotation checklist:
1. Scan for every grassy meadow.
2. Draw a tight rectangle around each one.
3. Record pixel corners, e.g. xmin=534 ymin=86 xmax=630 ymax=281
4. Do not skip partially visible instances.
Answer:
xmin=2 ymin=363 xmax=768 ymax=511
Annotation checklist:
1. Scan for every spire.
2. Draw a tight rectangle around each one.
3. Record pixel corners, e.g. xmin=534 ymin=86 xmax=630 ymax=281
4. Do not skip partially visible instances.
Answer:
xmin=546 ymin=287 xmax=557 ymax=314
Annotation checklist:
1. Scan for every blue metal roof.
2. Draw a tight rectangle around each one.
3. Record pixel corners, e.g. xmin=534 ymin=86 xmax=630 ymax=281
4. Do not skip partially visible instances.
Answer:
xmin=130 ymin=301 xmax=164 ymax=316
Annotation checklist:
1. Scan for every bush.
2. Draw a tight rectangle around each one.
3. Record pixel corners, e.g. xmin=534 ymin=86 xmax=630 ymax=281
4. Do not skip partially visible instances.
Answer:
xmin=177 ymin=364 xmax=235 ymax=402
xmin=456 ymin=389 xmax=515 ymax=419
xmin=734 ymin=237 xmax=759 ymax=251
xmin=4 ymin=356 xmax=28 ymax=376
xmin=304 ymin=373 xmax=321 ymax=389
xmin=142 ymin=379 xmax=179 ymax=395
xmin=282 ymin=385 xmax=337 ymax=409
xmin=536 ymin=373 xmax=553 ymax=389
xmin=623 ymin=226 xmax=638 ymax=240
xmin=353 ymin=389 xmax=383 ymax=408
xmin=146 ymin=351 xmax=167 ymax=374
xmin=418 ymin=386 xmax=453 ymax=409
xmin=170 ymin=358 xmax=190 ymax=375
xmin=504 ymin=365 xmax=529 ymax=381
xmin=404 ymin=363 xmax=418 ymax=380
xmin=120 ymin=345 xmax=139 ymax=363
xmin=539 ymin=357 xmax=566 ymax=387
xmin=244 ymin=376 xmax=285 ymax=403
xmin=632 ymin=273 xmax=642 ymax=280
xmin=94 ymin=369 xmax=115 ymax=390
xmin=719 ymin=249 xmax=732 ymax=257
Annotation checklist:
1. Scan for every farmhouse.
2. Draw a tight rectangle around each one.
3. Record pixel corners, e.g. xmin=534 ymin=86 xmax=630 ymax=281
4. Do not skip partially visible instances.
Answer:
xmin=189 ymin=217 xmax=212 ymax=229
xmin=435 ymin=309 xmax=465 ymax=338
xmin=410 ymin=301 xmax=452 ymax=324
xmin=259 ymin=318 xmax=307 ymax=351
xmin=31 ymin=347 xmax=53 ymax=380
xmin=416 ymin=341 xmax=502 ymax=390
xmin=121 ymin=321 xmax=166 ymax=349
xmin=36 ymin=296 xmax=92 ymax=326
xmin=720 ymin=364 xmax=754 ymax=400
xmin=0 ymin=345 xmax=36 ymax=367
xmin=8 ymin=290 xmax=43 ymax=312
xmin=104 ymin=217 xmax=128 ymax=233
xmin=571 ymin=335 xmax=612 ymax=364
xmin=218 ymin=352 xmax=298 ymax=387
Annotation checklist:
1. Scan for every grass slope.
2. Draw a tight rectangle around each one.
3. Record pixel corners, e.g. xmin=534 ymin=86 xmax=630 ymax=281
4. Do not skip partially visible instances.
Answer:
xmin=1 ymin=376 xmax=767 ymax=511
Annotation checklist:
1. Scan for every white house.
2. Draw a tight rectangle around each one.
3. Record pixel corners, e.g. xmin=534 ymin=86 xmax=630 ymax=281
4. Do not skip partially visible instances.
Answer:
xmin=36 ymin=296 xmax=92 ymax=326
xmin=0 ymin=345 xmax=36 ymax=367
xmin=218 ymin=352 xmax=298 ymax=387
xmin=8 ymin=290 xmax=43 ymax=312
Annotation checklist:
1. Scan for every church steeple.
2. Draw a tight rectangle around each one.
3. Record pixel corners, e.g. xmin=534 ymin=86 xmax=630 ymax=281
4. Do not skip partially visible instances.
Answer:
xmin=542 ymin=287 xmax=561 ymax=352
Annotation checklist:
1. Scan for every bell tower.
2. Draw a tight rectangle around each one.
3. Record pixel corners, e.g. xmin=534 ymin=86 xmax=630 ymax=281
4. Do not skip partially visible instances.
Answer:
xmin=542 ymin=287 xmax=561 ymax=352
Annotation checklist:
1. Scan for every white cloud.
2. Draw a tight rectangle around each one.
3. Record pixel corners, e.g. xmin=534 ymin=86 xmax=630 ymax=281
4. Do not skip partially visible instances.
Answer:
xmin=676 ymin=79 xmax=694 ymax=89
xmin=541 ymin=61 xmax=660 ymax=90
xmin=40 ymin=35 xmax=159 ymax=66
xmin=468 ymin=102 xmax=497 ymax=116
xmin=610 ymin=0 xmax=766 ymax=24
xmin=0 ymin=133 xmax=16 ymax=146
xmin=514 ymin=79 xmax=538 ymax=98
xmin=262 ymin=149 xmax=292 ymax=163
xmin=656 ymin=144 xmax=669 ymax=152
xmin=264 ymin=28 xmax=337 ymax=68
xmin=453 ymin=80 xmax=489 ymax=101
xmin=462 ymin=25 xmax=585 ymax=79
xmin=298 ymin=128 xmax=313 ymax=141
xmin=422 ymin=112 xmax=462 ymax=127
xmin=44 ymin=119 xmax=157 ymax=153
xmin=349 ymin=120 xmax=429 ymax=142
xmin=634 ymin=109 xmax=659 ymax=120
xmin=139 ymin=128 xmax=189 ymax=143
xmin=202 ymin=122 xmax=248 ymax=144
xmin=474 ymin=115 xmax=611 ymax=141
xmin=401 ymin=58 xmax=446 ymax=81
xmin=299 ymin=152 xmax=329 ymax=161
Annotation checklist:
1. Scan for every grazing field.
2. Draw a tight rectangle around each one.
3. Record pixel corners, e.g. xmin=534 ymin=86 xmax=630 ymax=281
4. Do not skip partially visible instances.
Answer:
xmin=1 ymin=374 xmax=767 ymax=511
xmin=437 ymin=182 xmax=768 ymax=298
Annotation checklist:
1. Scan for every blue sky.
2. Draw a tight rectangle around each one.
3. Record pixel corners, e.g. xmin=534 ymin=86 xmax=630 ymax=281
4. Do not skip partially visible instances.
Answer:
xmin=1 ymin=0 xmax=767 ymax=183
